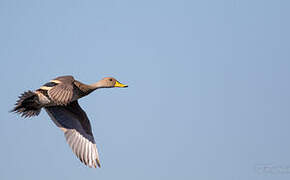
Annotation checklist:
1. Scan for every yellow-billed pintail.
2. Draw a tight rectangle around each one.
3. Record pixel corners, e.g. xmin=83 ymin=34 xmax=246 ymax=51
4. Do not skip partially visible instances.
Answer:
xmin=11 ymin=75 xmax=128 ymax=168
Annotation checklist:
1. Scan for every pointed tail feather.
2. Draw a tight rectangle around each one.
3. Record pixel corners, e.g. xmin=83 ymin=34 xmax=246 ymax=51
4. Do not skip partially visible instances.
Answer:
xmin=11 ymin=91 xmax=41 ymax=118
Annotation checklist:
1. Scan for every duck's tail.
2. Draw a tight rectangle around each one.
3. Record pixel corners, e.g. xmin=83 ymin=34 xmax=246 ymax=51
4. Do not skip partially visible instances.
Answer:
xmin=11 ymin=91 xmax=41 ymax=118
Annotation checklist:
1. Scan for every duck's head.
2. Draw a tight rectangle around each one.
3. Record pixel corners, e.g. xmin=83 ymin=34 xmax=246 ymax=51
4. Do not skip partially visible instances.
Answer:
xmin=99 ymin=77 xmax=128 ymax=88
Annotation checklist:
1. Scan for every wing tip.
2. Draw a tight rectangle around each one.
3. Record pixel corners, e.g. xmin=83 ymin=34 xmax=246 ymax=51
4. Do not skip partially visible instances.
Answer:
xmin=96 ymin=159 xmax=101 ymax=168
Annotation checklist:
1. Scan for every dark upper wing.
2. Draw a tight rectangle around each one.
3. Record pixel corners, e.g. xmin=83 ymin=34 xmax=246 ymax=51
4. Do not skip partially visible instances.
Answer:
xmin=45 ymin=101 xmax=100 ymax=168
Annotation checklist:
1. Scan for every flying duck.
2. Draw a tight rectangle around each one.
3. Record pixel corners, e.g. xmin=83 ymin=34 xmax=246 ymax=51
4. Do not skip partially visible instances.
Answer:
xmin=11 ymin=75 xmax=128 ymax=168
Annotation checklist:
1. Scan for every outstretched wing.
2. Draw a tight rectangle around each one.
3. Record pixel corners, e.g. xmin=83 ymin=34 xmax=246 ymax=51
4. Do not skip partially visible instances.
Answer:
xmin=45 ymin=101 xmax=100 ymax=168
xmin=44 ymin=76 xmax=75 ymax=105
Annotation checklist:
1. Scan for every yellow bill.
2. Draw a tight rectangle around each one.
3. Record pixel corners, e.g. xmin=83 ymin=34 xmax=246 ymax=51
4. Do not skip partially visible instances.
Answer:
xmin=114 ymin=81 xmax=128 ymax=88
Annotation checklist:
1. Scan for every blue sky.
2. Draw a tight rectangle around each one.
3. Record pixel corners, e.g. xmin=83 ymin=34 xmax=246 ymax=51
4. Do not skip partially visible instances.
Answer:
xmin=0 ymin=0 xmax=290 ymax=179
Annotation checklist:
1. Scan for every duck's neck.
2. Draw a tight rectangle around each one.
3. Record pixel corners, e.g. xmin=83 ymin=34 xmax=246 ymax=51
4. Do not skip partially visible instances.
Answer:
xmin=89 ymin=81 xmax=105 ymax=90
xmin=74 ymin=80 xmax=104 ymax=95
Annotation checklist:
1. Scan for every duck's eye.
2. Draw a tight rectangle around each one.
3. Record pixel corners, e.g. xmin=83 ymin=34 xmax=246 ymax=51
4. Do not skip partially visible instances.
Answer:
xmin=109 ymin=79 xmax=113 ymax=81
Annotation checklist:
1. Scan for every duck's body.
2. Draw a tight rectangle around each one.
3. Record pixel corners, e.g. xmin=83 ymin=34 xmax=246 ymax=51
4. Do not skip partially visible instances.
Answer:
xmin=12 ymin=75 xmax=128 ymax=168
xmin=35 ymin=76 xmax=90 ymax=107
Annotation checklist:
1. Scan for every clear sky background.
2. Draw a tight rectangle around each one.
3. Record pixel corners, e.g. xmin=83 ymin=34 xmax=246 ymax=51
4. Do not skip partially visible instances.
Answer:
xmin=0 ymin=0 xmax=289 ymax=179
